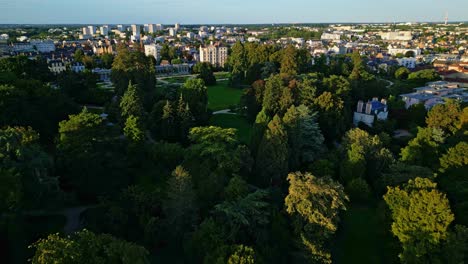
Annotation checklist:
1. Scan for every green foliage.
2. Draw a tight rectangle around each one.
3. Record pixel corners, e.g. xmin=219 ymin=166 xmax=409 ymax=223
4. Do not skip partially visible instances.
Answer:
xmin=384 ymin=178 xmax=454 ymax=263
xmin=224 ymin=175 xmax=249 ymax=201
xmin=227 ymin=245 xmax=257 ymax=264
xmin=30 ymin=229 xmax=149 ymax=264
xmin=313 ymin=91 xmax=346 ymax=142
xmin=0 ymin=126 xmax=60 ymax=210
xmin=285 ymin=172 xmax=347 ymax=262
xmin=408 ymin=69 xmax=440 ymax=82
xmin=124 ymin=115 xmax=145 ymax=143
xmin=349 ymin=51 xmax=374 ymax=81
xmin=163 ymin=166 xmax=197 ymax=240
xmin=262 ymin=75 xmax=285 ymax=116
xmin=120 ymin=81 xmax=145 ymax=121
xmin=214 ymin=189 xmax=270 ymax=240
xmin=345 ymin=177 xmax=371 ymax=203
xmin=255 ymin=115 xmax=288 ymax=187
xmin=340 ymin=128 xmax=394 ymax=183
xmin=184 ymin=126 xmax=251 ymax=210
xmin=400 ymin=127 xmax=446 ymax=169
xmin=395 ymin=67 xmax=410 ymax=80
xmin=377 ymin=162 xmax=433 ymax=194
xmin=426 ymin=99 xmax=465 ymax=135
xmin=194 ymin=62 xmax=216 ymax=86
xmin=181 ymin=78 xmax=209 ymax=124
xmin=283 ymin=105 xmax=325 ymax=170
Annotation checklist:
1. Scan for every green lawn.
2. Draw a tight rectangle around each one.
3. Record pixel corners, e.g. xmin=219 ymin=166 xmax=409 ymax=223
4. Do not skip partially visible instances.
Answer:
xmin=333 ymin=203 xmax=399 ymax=264
xmin=207 ymin=81 xmax=244 ymax=111
xmin=210 ymin=114 xmax=252 ymax=144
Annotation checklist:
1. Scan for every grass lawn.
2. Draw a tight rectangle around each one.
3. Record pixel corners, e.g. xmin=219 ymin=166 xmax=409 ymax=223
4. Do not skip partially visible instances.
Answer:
xmin=161 ymin=76 xmax=194 ymax=84
xmin=214 ymin=71 xmax=231 ymax=80
xmin=210 ymin=114 xmax=252 ymax=144
xmin=333 ymin=203 xmax=399 ymax=264
xmin=207 ymin=81 xmax=244 ymax=111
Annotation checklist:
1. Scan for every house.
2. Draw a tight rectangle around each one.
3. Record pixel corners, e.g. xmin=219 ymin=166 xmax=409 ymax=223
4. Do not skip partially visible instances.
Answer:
xmin=48 ymin=59 xmax=66 ymax=74
xmin=353 ymin=98 xmax=388 ymax=127
xmin=92 ymin=68 xmax=111 ymax=82
xmin=71 ymin=62 xmax=85 ymax=73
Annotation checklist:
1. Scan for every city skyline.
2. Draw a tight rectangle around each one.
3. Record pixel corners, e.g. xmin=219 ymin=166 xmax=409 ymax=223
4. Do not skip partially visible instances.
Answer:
xmin=1 ymin=0 xmax=467 ymax=24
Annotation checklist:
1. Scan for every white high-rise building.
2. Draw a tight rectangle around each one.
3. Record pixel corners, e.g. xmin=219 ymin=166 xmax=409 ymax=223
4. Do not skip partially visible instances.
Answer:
xmin=148 ymin=24 xmax=156 ymax=33
xmin=117 ymin=25 xmax=124 ymax=31
xmin=131 ymin=24 xmax=140 ymax=40
xmin=143 ymin=24 xmax=149 ymax=32
xmin=199 ymin=43 xmax=228 ymax=67
xmin=88 ymin=25 xmax=96 ymax=35
xmin=82 ymin=27 xmax=91 ymax=35
xmin=144 ymin=44 xmax=162 ymax=61
xmin=169 ymin=28 xmax=177 ymax=37
xmin=100 ymin=25 xmax=109 ymax=36
xmin=175 ymin=23 xmax=180 ymax=30
xmin=156 ymin=24 xmax=164 ymax=31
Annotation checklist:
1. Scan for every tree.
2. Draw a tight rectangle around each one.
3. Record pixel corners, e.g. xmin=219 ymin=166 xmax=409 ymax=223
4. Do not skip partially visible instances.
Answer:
xmin=283 ymin=105 xmax=325 ymax=170
xmin=280 ymin=45 xmax=298 ymax=77
xmin=194 ymin=62 xmax=216 ymax=86
xmin=74 ymin=49 xmax=84 ymax=63
xmin=262 ymin=75 xmax=285 ymax=117
xmin=228 ymin=41 xmax=248 ymax=86
xmin=120 ymin=81 xmax=145 ymax=121
xmin=349 ymin=51 xmax=373 ymax=81
xmin=426 ymin=99 xmax=465 ymax=135
xmin=163 ymin=166 xmax=197 ymax=240
xmin=57 ymin=108 xmax=128 ymax=200
xmin=285 ymin=172 xmax=347 ymax=263
xmin=404 ymin=50 xmax=415 ymax=58
xmin=384 ymin=178 xmax=454 ymax=263
xmin=0 ymin=127 xmax=60 ymax=210
xmin=255 ymin=115 xmax=288 ymax=187
xmin=30 ymin=229 xmax=149 ymax=264
xmin=184 ymin=126 xmax=251 ymax=210
xmin=250 ymin=109 xmax=270 ymax=157
xmin=400 ymin=127 xmax=446 ymax=169
xmin=408 ymin=69 xmax=440 ymax=82
xmin=181 ymin=78 xmax=209 ymax=124
xmin=313 ymin=91 xmax=346 ymax=143
xmin=227 ymin=245 xmax=257 ymax=264
xmin=340 ymin=128 xmax=394 ymax=183
xmin=395 ymin=67 xmax=410 ymax=79
xmin=124 ymin=115 xmax=145 ymax=143
xmin=214 ymin=189 xmax=270 ymax=240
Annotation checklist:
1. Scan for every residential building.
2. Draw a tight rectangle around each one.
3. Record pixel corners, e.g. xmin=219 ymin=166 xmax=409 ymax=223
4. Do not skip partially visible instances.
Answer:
xmin=88 ymin=25 xmax=96 ymax=35
xmin=31 ymin=40 xmax=55 ymax=53
xmin=148 ymin=24 xmax=157 ymax=33
xmin=156 ymin=24 xmax=164 ymax=31
xmin=175 ymin=23 xmax=180 ymax=31
xmin=144 ymin=44 xmax=162 ymax=61
xmin=387 ymin=45 xmax=421 ymax=56
xmin=92 ymin=68 xmax=112 ymax=81
xmin=71 ymin=62 xmax=85 ymax=73
xmin=397 ymin=57 xmax=416 ymax=69
xmin=186 ymin=32 xmax=196 ymax=40
xmin=199 ymin=43 xmax=228 ymax=67
xmin=100 ymin=25 xmax=109 ymax=36
xmin=321 ymin=33 xmax=341 ymax=41
xmin=117 ymin=25 xmax=124 ymax=31
xmin=400 ymin=81 xmax=467 ymax=109
xmin=12 ymin=43 xmax=34 ymax=52
xmin=48 ymin=59 xmax=66 ymax=74
xmin=353 ymin=98 xmax=389 ymax=127
xmin=169 ymin=28 xmax=177 ymax=37
xmin=380 ymin=31 xmax=413 ymax=41
xmin=131 ymin=24 xmax=140 ymax=40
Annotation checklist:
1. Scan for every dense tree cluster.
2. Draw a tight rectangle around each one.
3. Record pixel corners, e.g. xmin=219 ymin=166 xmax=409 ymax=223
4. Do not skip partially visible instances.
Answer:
xmin=1 ymin=41 xmax=466 ymax=264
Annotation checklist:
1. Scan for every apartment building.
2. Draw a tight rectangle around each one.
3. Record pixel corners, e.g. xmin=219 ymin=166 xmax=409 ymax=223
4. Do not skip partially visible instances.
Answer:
xmin=144 ymin=44 xmax=162 ymax=62
xmin=199 ymin=43 xmax=228 ymax=67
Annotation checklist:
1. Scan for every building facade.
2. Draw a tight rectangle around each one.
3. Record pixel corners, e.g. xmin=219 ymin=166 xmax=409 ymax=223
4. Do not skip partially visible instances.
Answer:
xmin=144 ymin=44 xmax=162 ymax=62
xmin=199 ymin=44 xmax=228 ymax=68
xmin=353 ymin=98 xmax=388 ymax=127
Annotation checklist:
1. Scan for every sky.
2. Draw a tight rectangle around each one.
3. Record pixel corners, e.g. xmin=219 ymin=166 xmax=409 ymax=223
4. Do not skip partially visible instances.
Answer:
xmin=0 ymin=0 xmax=467 ymax=24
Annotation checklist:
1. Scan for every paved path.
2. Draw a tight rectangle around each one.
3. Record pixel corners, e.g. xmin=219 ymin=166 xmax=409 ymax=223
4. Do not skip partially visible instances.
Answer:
xmin=213 ymin=109 xmax=238 ymax=115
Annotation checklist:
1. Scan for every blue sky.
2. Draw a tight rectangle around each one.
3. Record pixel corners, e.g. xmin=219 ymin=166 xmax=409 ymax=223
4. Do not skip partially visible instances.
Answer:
xmin=1 ymin=0 xmax=467 ymax=24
